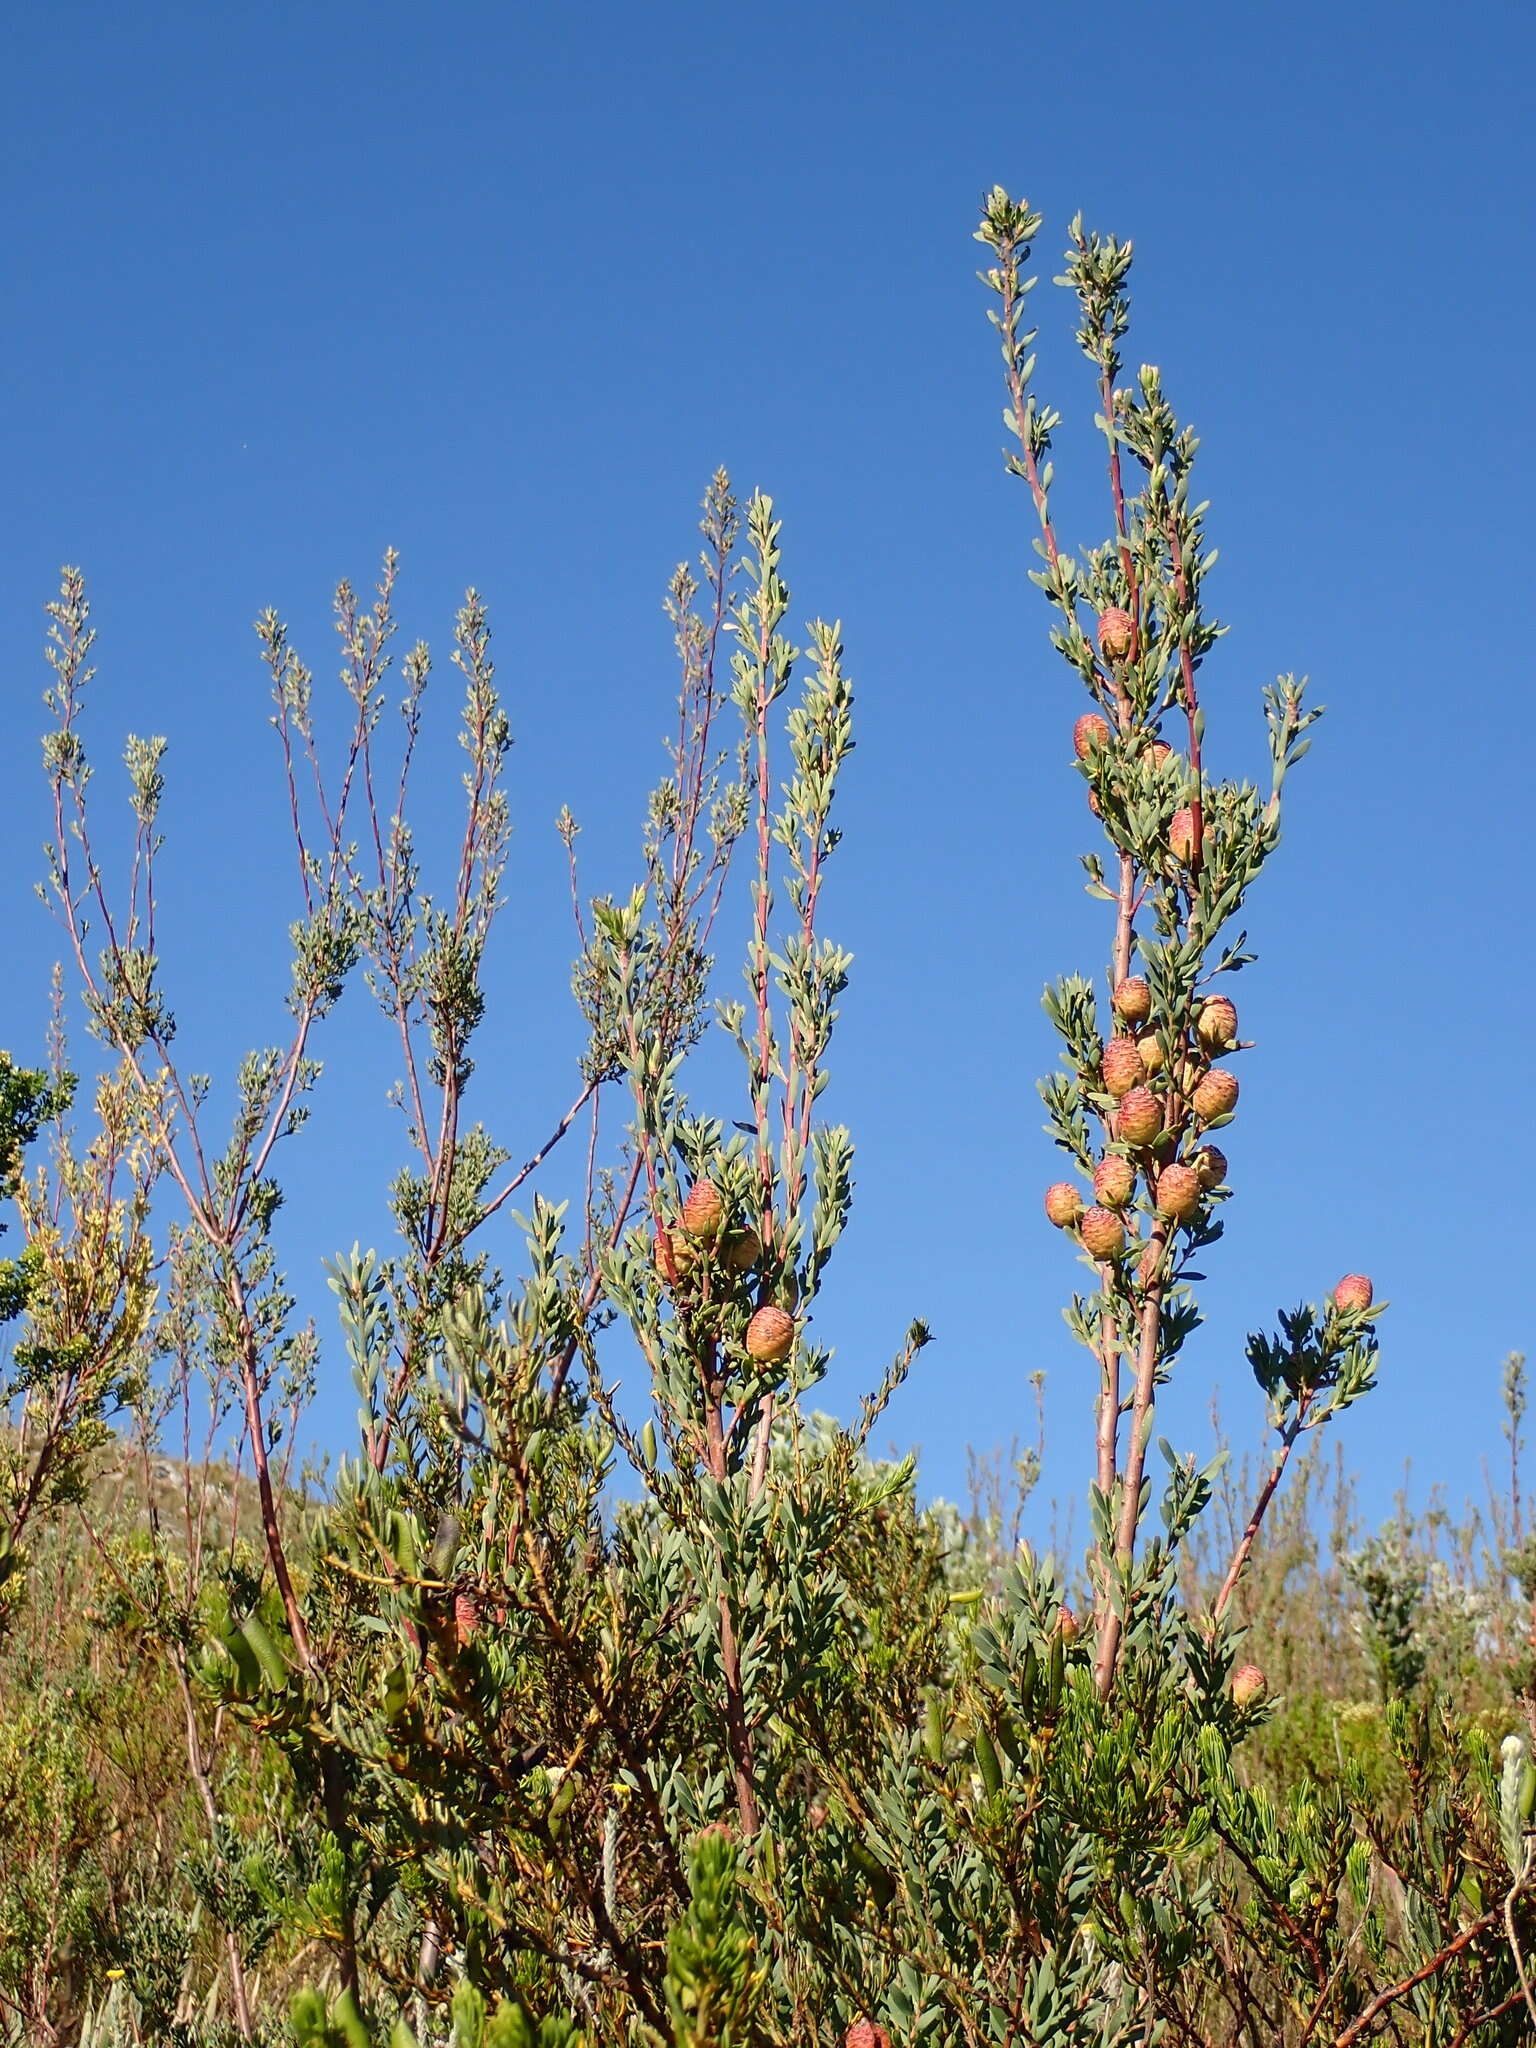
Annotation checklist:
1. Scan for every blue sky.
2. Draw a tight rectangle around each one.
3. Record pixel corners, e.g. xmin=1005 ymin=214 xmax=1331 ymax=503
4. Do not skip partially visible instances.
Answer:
xmin=2 ymin=0 xmax=1532 ymax=1544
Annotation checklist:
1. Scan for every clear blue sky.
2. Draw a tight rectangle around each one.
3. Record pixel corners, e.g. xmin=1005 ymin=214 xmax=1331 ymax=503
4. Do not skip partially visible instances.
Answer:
xmin=3 ymin=1 xmax=1532 ymax=1544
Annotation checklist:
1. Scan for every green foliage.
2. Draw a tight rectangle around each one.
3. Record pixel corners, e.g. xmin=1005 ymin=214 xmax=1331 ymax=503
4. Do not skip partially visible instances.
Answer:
xmin=1 ymin=195 xmax=1532 ymax=2048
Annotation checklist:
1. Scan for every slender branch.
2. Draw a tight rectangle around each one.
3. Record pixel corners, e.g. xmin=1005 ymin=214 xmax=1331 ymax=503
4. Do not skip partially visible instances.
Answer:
xmin=1332 ymin=1900 xmax=1509 ymax=2047
xmin=477 ymin=1080 xmax=600 ymax=1227
xmin=1213 ymin=1401 xmax=1309 ymax=1622
xmin=1095 ymin=1237 xmax=1168 ymax=1696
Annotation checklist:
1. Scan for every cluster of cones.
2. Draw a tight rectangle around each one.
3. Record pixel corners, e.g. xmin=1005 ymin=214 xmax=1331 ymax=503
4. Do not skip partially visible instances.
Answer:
xmin=1073 ymin=608 xmax=1202 ymax=860
xmin=654 ymin=1178 xmax=796 ymax=1364
xmin=1044 ymin=972 xmax=1243 ymax=1265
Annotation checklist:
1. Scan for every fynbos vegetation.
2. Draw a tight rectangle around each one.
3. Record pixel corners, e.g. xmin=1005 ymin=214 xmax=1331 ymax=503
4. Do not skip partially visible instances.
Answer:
xmin=2 ymin=195 xmax=1532 ymax=2047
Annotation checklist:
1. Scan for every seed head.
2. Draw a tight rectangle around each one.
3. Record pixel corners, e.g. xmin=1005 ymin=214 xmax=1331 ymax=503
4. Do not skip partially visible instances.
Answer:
xmin=1079 ymin=1206 xmax=1127 ymax=1259
xmin=1044 ymin=1182 xmax=1085 ymax=1229
xmin=1112 ymin=975 xmax=1152 ymax=1025
xmin=1116 ymin=1086 xmax=1163 ymax=1147
xmin=1102 ymin=1036 xmax=1145 ymax=1098
xmin=1333 ymin=1273 xmax=1374 ymax=1313
xmin=1192 ymin=1144 xmax=1228 ymax=1190
xmin=1168 ymin=806 xmax=1198 ymax=864
xmin=681 ymin=1180 xmax=726 ymax=1238
xmin=1097 ymin=607 xmax=1134 ymax=662
xmin=845 ymin=2024 xmax=893 ymax=2048
xmin=1196 ymin=995 xmax=1239 ymax=1052
xmin=745 ymin=1305 xmax=795 ymax=1363
xmin=1138 ymin=1034 xmax=1166 ymax=1077
xmin=1231 ymin=1665 xmax=1267 ymax=1710
xmin=1146 ymin=739 xmax=1175 ymax=769
xmin=1074 ymin=712 xmax=1112 ymax=758
xmin=1093 ymin=1155 xmax=1136 ymax=1209
xmin=1192 ymin=1069 xmax=1240 ymax=1122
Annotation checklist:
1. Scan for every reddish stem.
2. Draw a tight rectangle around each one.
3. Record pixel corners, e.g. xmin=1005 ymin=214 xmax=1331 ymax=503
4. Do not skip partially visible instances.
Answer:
xmin=1213 ymin=1404 xmax=1308 ymax=1623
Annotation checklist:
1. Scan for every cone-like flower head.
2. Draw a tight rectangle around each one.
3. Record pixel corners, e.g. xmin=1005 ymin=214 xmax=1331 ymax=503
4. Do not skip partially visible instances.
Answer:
xmin=1116 ymin=1087 xmax=1163 ymax=1147
xmin=1196 ymin=994 xmax=1239 ymax=1052
xmin=1102 ymin=1036 xmax=1145 ymax=1098
xmin=723 ymin=1227 xmax=761 ymax=1273
xmin=1097 ymin=607 xmax=1134 ymax=661
xmin=1192 ymin=1144 xmax=1228 ymax=1190
xmin=1232 ymin=1664 xmax=1267 ymax=1709
xmin=745 ymin=1305 xmax=795 ymax=1363
xmin=1080 ymin=1206 xmax=1127 ymax=1259
xmin=1093 ymin=1155 xmax=1136 ymax=1209
xmin=1113 ymin=975 xmax=1152 ymax=1025
xmin=681 ymin=1180 xmax=726 ymax=1238
xmin=1155 ymin=1163 xmax=1202 ymax=1223
xmin=1333 ymin=1273 xmax=1374 ymax=1313
xmin=1192 ymin=1069 xmax=1239 ymax=1122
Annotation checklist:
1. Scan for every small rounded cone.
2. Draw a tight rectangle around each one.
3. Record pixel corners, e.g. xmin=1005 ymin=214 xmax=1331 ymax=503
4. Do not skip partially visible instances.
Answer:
xmin=1079 ymin=1206 xmax=1126 ymax=1259
xmin=1196 ymin=995 xmax=1238 ymax=1052
xmin=1192 ymin=1069 xmax=1239 ymax=1122
xmin=1102 ymin=1037 xmax=1144 ymax=1098
xmin=1168 ymin=806 xmax=1197 ymax=864
xmin=1138 ymin=1035 xmax=1166 ymax=1077
xmin=1333 ymin=1273 xmax=1374 ymax=1312
xmin=1116 ymin=1087 xmax=1163 ymax=1147
xmin=745 ymin=1305 xmax=795 ymax=1363
xmin=722 ymin=1226 xmax=761 ymax=1273
xmin=1093 ymin=1156 xmax=1136 ymax=1209
xmin=681 ymin=1180 xmax=726 ymax=1238
xmin=1155 ymin=1164 xmax=1202 ymax=1223
xmin=1097 ymin=606 xmax=1134 ymax=661
xmin=845 ymin=2025 xmax=893 ymax=2048
xmin=654 ymin=1229 xmax=701 ymax=1285
xmin=1192 ymin=1144 xmax=1228 ymax=1190
xmin=1074 ymin=712 xmax=1112 ymax=757
xmin=1112 ymin=975 xmax=1152 ymax=1025
xmin=1044 ymin=1182 xmax=1084 ymax=1229
xmin=1231 ymin=1664 xmax=1267 ymax=1709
